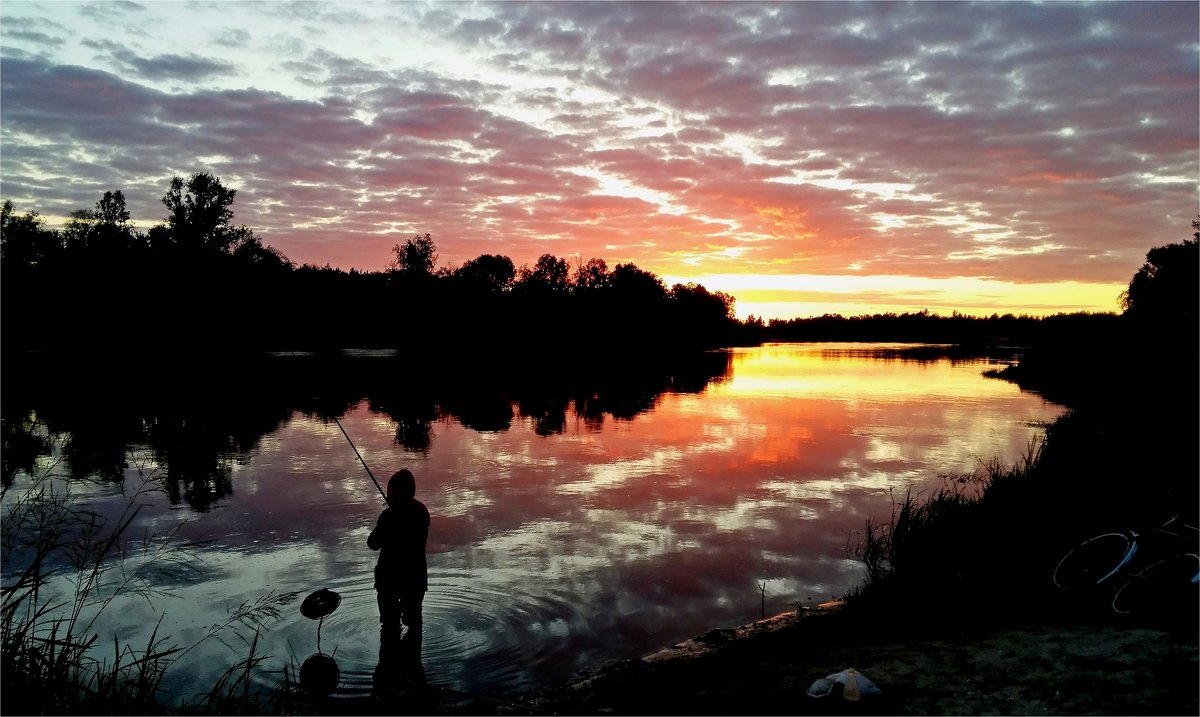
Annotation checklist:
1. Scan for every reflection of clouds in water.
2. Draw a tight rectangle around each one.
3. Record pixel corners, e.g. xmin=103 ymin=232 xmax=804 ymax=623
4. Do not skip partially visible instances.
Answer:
xmin=437 ymin=482 xmax=496 ymax=518
xmin=21 ymin=346 xmax=1064 ymax=702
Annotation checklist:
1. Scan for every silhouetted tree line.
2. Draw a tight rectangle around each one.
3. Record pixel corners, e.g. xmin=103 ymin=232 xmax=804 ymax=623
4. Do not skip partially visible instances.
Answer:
xmin=3 ymin=173 xmax=1195 ymax=367
xmin=759 ymin=309 xmax=1122 ymax=348
xmin=0 ymin=174 xmax=746 ymax=357
xmin=15 ymin=172 xmax=1187 ymax=362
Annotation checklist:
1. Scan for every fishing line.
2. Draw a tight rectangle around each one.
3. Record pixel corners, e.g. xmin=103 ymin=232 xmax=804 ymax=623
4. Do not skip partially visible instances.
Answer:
xmin=287 ymin=350 xmax=390 ymax=506
xmin=332 ymin=414 xmax=390 ymax=506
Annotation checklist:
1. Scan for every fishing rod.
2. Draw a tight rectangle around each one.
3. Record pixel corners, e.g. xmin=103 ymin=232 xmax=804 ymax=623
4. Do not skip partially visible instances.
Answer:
xmin=332 ymin=414 xmax=390 ymax=506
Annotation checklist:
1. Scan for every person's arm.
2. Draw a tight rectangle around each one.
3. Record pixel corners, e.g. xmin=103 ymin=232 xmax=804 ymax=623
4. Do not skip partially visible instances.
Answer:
xmin=367 ymin=509 xmax=389 ymax=551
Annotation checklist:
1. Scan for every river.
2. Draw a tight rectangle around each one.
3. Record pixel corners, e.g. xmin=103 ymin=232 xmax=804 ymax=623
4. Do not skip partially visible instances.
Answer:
xmin=0 ymin=343 xmax=1064 ymax=705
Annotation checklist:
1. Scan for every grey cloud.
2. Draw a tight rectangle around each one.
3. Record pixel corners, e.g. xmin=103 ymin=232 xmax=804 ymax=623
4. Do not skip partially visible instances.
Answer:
xmin=0 ymin=16 xmax=68 ymax=48
xmin=1 ymin=56 xmax=166 ymax=127
xmin=117 ymin=50 xmax=238 ymax=82
xmin=76 ymin=0 xmax=148 ymax=25
xmin=0 ymin=55 xmax=379 ymax=233
xmin=297 ymin=49 xmax=395 ymax=88
xmin=82 ymin=39 xmax=238 ymax=81
xmin=214 ymin=27 xmax=252 ymax=48
xmin=447 ymin=17 xmax=508 ymax=45
xmin=269 ymin=1 xmax=371 ymax=26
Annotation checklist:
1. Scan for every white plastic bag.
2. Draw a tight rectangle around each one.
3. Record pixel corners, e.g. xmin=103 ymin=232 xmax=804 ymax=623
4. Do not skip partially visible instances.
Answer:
xmin=806 ymin=668 xmax=881 ymax=701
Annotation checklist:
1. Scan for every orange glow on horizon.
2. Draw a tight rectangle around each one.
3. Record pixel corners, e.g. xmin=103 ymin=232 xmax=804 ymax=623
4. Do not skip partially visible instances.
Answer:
xmin=660 ymin=272 xmax=1125 ymax=320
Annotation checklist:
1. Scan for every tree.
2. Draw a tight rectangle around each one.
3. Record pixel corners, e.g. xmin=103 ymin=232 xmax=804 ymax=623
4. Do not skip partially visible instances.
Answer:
xmin=574 ymin=257 xmax=610 ymax=291
xmin=95 ymin=190 xmax=132 ymax=227
xmin=455 ymin=254 xmax=515 ymax=293
xmin=62 ymin=190 xmax=142 ymax=253
xmin=231 ymin=230 xmax=292 ymax=270
xmin=671 ymin=282 xmax=736 ymax=321
xmin=61 ymin=208 xmax=98 ymax=251
xmin=1119 ymin=218 xmax=1199 ymax=325
xmin=388 ymin=233 xmax=438 ymax=276
xmin=1 ymin=200 xmax=61 ymax=269
xmin=160 ymin=172 xmax=239 ymax=252
xmin=608 ymin=262 xmax=667 ymax=301
xmin=518 ymin=254 xmax=570 ymax=292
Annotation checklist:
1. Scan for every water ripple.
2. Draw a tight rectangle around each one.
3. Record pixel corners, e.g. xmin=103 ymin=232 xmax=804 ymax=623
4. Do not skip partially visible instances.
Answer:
xmin=277 ymin=569 xmax=587 ymax=699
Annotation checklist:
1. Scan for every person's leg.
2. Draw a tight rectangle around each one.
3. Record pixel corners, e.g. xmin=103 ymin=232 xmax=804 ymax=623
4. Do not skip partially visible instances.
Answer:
xmin=398 ymin=589 xmax=425 ymax=636
xmin=375 ymin=567 xmax=402 ymax=629
xmin=377 ymin=589 xmax=402 ymax=630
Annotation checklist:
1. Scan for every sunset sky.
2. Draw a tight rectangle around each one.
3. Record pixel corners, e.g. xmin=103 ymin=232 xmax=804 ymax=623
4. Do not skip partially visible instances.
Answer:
xmin=1 ymin=1 xmax=1196 ymax=319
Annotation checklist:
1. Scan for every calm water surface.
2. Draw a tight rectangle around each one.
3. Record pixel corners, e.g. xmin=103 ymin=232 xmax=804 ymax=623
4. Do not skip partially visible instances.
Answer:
xmin=7 ymin=343 xmax=1064 ymax=704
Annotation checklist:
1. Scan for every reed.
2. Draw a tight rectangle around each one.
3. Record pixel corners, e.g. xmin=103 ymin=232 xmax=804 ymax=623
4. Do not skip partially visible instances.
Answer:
xmin=2 ymin=450 xmax=295 ymax=714
xmin=846 ymin=435 xmax=1053 ymax=619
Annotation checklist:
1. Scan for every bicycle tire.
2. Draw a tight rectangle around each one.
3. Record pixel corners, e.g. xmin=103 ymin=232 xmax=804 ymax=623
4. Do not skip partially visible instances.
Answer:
xmin=1052 ymin=532 xmax=1135 ymax=590
xmin=1111 ymin=552 xmax=1200 ymax=615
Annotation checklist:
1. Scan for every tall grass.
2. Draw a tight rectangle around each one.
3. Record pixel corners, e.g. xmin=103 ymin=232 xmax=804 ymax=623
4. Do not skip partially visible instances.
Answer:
xmin=2 ymin=447 xmax=296 ymax=714
xmin=846 ymin=436 xmax=1054 ymax=622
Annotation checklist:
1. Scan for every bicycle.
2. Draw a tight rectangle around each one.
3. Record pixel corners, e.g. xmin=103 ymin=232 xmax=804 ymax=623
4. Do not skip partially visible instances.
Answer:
xmin=1051 ymin=515 xmax=1199 ymax=615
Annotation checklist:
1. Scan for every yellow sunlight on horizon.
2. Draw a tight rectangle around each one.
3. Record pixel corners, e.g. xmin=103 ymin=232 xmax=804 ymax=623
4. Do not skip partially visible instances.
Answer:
xmin=661 ymin=273 xmax=1126 ymax=320
xmin=714 ymin=343 xmax=1032 ymax=401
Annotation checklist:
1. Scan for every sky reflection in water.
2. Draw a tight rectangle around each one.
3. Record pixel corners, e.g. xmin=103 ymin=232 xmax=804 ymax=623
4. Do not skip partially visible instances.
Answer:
xmin=36 ymin=344 xmax=1063 ymax=702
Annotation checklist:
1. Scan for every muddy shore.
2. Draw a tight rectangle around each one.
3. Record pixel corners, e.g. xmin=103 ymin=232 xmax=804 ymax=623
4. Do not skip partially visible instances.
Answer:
xmin=508 ymin=609 xmax=1197 ymax=715
xmin=339 ymin=597 xmax=1197 ymax=716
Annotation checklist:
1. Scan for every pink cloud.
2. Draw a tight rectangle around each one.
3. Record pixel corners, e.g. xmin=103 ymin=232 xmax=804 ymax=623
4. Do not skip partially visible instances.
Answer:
xmin=1 ymin=1 xmax=1195 ymax=316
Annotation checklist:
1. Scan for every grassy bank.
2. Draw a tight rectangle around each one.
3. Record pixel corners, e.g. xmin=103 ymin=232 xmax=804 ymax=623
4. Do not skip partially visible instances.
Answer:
xmin=844 ymin=353 xmax=1198 ymax=636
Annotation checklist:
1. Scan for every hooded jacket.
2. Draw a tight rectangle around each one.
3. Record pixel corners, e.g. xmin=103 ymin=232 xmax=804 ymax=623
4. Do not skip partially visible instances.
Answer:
xmin=368 ymin=498 xmax=430 ymax=592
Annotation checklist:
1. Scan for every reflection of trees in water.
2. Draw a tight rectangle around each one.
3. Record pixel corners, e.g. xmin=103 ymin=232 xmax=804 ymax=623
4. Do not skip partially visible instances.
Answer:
xmin=1 ymin=416 xmax=51 ymax=488
xmin=516 ymin=393 xmax=569 ymax=437
xmin=439 ymin=391 xmax=514 ymax=433
xmin=1 ymin=350 xmax=732 ymax=505
xmin=368 ymin=389 xmax=438 ymax=453
xmin=366 ymin=350 xmax=733 ymax=448
xmin=163 ymin=465 xmax=233 ymax=511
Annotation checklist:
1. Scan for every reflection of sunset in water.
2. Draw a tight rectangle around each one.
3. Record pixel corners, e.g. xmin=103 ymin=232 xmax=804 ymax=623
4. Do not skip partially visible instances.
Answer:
xmin=47 ymin=345 xmax=1063 ymax=703
xmin=722 ymin=343 xmax=1009 ymax=399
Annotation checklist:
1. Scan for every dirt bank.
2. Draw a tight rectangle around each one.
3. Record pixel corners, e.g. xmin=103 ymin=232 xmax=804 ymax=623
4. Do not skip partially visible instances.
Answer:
xmin=499 ymin=604 xmax=1198 ymax=716
xmin=327 ymin=598 xmax=1196 ymax=716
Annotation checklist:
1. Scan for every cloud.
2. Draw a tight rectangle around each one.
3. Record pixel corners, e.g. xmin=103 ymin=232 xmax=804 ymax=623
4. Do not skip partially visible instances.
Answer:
xmin=0 ymin=0 xmax=1194 ymax=314
xmin=115 ymin=49 xmax=238 ymax=82
xmin=0 ymin=16 xmax=68 ymax=48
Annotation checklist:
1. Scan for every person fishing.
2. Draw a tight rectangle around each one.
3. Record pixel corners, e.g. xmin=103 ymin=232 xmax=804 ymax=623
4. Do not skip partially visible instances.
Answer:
xmin=367 ymin=469 xmax=430 ymax=640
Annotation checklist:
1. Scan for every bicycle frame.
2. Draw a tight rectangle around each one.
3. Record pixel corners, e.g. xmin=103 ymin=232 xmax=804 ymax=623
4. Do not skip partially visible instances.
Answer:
xmin=1053 ymin=514 xmax=1200 ymax=595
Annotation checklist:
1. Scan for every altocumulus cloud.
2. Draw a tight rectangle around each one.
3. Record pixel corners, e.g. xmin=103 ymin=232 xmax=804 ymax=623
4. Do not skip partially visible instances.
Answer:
xmin=0 ymin=0 xmax=1195 ymax=316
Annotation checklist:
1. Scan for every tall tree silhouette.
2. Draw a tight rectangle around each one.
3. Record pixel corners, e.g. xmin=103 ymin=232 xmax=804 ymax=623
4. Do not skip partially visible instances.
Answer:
xmin=388 ymin=233 xmax=438 ymax=277
xmin=62 ymin=190 xmax=143 ymax=253
xmin=160 ymin=172 xmax=239 ymax=252
xmin=1119 ymin=218 xmax=1199 ymax=326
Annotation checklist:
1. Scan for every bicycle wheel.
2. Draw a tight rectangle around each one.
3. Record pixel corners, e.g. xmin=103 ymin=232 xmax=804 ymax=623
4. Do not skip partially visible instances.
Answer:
xmin=1052 ymin=532 xmax=1135 ymax=590
xmin=1111 ymin=553 xmax=1200 ymax=615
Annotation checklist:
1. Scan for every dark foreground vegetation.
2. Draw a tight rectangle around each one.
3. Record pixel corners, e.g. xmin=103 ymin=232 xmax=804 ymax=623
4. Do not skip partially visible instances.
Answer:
xmin=848 ymin=223 xmax=1198 ymax=612
xmin=2 ymin=175 xmax=1196 ymax=715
